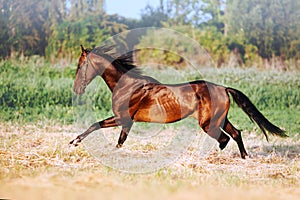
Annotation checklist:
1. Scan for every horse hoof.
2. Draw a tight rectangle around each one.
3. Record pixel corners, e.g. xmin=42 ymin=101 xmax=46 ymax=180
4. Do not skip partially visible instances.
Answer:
xmin=241 ymin=152 xmax=248 ymax=159
xmin=70 ymin=138 xmax=81 ymax=147
xmin=116 ymin=144 xmax=123 ymax=148
xmin=219 ymin=139 xmax=230 ymax=150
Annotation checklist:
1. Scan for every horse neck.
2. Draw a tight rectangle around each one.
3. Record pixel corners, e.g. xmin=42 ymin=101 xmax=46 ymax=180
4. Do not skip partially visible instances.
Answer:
xmin=101 ymin=65 xmax=123 ymax=91
xmin=89 ymin=54 xmax=124 ymax=92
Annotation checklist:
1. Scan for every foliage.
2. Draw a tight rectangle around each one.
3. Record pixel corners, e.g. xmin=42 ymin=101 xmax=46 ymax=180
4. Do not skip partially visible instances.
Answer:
xmin=142 ymin=0 xmax=300 ymax=69
xmin=1 ymin=0 xmax=300 ymax=68
xmin=136 ymin=28 xmax=189 ymax=68
xmin=0 ymin=59 xmax=72 ymax=123
xmin=226 ymin=0 xmax=300 ymax=61
xmin=193 ymin=67 xmax=300 ymax=135
xmin=47 ymin=15 xmax=109 ymax=61
xmin=0 ymin=0 xmax=126 ymax=62
xmin=196 ymin=26 xmax=228 ymax=67
xmin=0 ymin=0 xmax=49 ymax=58
xmin=0 ymin=60 xmax=299 ymax=136
xmin=45 ymin=1 xmax=127 ymax=62
xmin=139 ymin=3 xmax=168 ymax=27
xmin=0 ymin=58 xmax=115 ymax=124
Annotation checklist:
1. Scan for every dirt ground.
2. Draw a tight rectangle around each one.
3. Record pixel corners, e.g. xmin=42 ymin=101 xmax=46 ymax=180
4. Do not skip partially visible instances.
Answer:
xmin=0 ymin=123 xmax=299 ymax=200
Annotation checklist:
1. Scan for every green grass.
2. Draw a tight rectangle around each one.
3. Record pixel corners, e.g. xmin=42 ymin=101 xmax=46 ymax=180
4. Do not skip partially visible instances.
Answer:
xmin=196 ymin=67 xmax=300 ymax=136
xmin=0 ymin=59 xmax=70 ymax=121
xmin=0 ymin=58 xmax=110 ymax=124
xmin=0 ymin=59 xmax=299 ymax=136
xmin=145 ymin=66 xmax=300 ymax=136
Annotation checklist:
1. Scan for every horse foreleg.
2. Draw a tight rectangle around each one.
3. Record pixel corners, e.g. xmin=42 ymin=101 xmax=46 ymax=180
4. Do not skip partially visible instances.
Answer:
xmin=116 ymin=123 xmax=133 ymax=148
xmin=70 ymin=116 xmax=117 ymax=146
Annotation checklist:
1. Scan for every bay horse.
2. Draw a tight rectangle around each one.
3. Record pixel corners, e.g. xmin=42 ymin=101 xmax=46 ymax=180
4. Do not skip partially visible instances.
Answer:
xmin=70 ymin=45 xmax=287 ymax=159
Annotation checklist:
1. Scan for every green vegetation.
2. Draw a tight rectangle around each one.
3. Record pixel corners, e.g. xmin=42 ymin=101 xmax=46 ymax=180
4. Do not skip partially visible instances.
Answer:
xmin=1 ymin=60 xmax=299 ymax=136
xmin=0 ymin=58 xmax=114 ymax=124
xmin=1 ymin=0 xmax=300 ymax=69
xmin=0 ymin=59 xmax=74 ymax=123
xmin=0 ymin=0 xmax=299 ymax=135
xmin=196 ymin=67 xmax=300 ymax=136
xmin=146 ymin=66 xmax=300 ymax=136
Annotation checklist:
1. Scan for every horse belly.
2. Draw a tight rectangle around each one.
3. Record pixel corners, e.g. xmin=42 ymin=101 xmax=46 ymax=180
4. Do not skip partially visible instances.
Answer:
xmin=133 ymin=97 xmax=196 ymax=123
xmin=130 ymin=84 xmax=199 ymax=123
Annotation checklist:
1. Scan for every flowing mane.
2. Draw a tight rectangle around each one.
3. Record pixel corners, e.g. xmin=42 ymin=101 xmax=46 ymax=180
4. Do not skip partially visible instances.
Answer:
xmin=92 ymin=45 xmax=142 ymax=75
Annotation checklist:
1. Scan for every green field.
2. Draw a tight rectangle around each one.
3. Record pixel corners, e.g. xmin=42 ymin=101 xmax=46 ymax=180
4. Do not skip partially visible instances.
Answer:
xmin=0 ymin=59 xmax=299 ymax=136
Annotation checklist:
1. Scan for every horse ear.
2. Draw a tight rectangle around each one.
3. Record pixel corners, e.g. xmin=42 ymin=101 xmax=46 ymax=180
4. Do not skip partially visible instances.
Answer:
xmin=80 ymin=45 xmax=85 ymax=53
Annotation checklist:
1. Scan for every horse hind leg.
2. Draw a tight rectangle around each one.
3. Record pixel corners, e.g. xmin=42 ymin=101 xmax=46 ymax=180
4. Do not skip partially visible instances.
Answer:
xmin=218 ymin=131 xmax=230 ymax=150
xmin=197 ymin=112 xmax=230 ymax=151
xmin=200 ymin=121 xmax=230 ymax=151
xmin=223 ymin=119 xmax=248 ymax=159
xmin=210 ymin=128 xmax=230 ymax=151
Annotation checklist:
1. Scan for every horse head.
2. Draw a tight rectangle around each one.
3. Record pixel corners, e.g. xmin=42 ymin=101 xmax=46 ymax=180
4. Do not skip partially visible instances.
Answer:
xmin=73 ymin=45 xmax=94 ymax=95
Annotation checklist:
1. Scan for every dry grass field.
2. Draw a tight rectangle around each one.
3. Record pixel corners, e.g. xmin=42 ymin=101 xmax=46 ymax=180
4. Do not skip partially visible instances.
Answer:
xmin=0 ymin=122 xmax=299 ymax=200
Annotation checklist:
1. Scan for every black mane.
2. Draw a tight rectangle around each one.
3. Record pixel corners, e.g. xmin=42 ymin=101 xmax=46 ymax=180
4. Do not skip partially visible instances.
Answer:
xmin=92 ymin=45 xmax=142 ymax=75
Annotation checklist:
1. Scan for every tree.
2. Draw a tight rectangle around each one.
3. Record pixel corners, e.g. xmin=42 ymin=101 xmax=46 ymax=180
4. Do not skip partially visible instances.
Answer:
xmin=227 ymin=0 xmax=300 ymax=61
xmin=0 ymin=0 xmax=128 ymax=61
xmin=67 ymin=0 xmax=104 ymax=20
xmin=0 ymin=0 xmax=13 ymax=58
xmin=7 ymin=0 xmax=50 ymax=58
xmin=45 ymin=0 xmax=128 ymax=62
xmin=199 ymin=0 xmax=226 ymax=33
xmin=140 ymin=3 xmax=169 ymax=27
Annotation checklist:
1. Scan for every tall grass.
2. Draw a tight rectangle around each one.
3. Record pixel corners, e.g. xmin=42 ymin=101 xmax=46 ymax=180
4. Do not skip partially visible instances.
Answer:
xmin=0 ymin=59 xmax=299 ymax=135
xmin=192 ymin=67 xmax=300 ymax=135
xmin=0 ymin=59 xmax=73 ymax=123
xmin=141 ymin=66 xmax=300 ymax=136
xmin=0 ymin=58 xmax=113 ymax=124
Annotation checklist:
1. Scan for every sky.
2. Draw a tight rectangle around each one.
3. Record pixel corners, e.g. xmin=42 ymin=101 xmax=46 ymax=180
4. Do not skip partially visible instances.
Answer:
xmin=105 ymin=0 xmax=160 ymax=19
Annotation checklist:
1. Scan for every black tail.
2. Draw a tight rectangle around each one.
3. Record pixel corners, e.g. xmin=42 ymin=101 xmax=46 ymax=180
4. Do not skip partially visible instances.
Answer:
xmin=226 ymin=87 xmax=287 ymax=141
